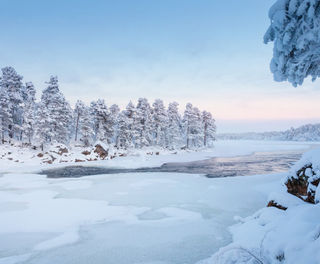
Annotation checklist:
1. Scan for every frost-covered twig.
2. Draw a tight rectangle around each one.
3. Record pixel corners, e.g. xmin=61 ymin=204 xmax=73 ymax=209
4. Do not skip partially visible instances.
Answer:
xmin=216 ymin=245 xmax=265 ymax=264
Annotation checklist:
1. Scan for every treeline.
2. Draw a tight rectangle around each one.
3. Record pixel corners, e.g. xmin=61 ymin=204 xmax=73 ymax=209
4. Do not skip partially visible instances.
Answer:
xmin=0 ymin=67 xmax=216 ymax=150
xmin=218 ymin=123 xmax=320 ymax=142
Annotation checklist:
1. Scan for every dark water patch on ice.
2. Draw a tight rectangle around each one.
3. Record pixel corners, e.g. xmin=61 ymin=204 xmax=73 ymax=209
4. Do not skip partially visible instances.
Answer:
xmin=41 ymin=150 xmax=303 ymax=178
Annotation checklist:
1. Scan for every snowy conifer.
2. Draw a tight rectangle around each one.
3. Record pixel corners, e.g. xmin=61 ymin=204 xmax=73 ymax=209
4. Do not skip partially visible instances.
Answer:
xmin=0 ymin=83 xmax=11 ymax=143
xmin=22 ymin=82 xmax=36 ymax=144
xmin=134 ymin=98 xmax=152 ymax=148
xmin=34 ymin=101 xmax=50 ymax=150
xmin=183 ymin=103 xmax=203 ymax=148
xmin=116 ymin=111 xmax=132 ymax=149
xmin=264 ymin=0 xmax=320 ymax=86
xmin=0 ymin=67 xmax=24 ymax=141
xmin=79 ymin=104 xmax=94 ymax=147
xmin=190 ymin=107 xmax=203 ymax=148
xmin=202 ymin=110 xmax=216 ymax=147
xmin=34 ymin=76 xmax=72 ymax=147
xmin=167 ymin=102 xmax=182 ymax=148
xmin=72 ymin=100 xmax=94 ymax=146
xmin=109 ymin=104 xmax=120 ymax=144
xmin=116 ymin=101 xmax=136 ymax=148
xmin=183 ymin=103 xmax=194 ymax=148
xmin=125 ymin=101 xmax=136 ymax=135
xmin=151 ymin=99 xmax=168 ymax=147
xmin=74 ymin=100 xmax=85 ymax=142
xmin=90 ymin=99 xmax=114 ymax=144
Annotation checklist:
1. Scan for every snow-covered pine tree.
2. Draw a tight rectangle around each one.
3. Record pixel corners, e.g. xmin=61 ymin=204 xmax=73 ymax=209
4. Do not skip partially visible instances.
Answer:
xmin=34 ymin=101 xmax=50 ymax=151
xmin=151 ymin=99 xmax=168 ymax=147
xmin=125 ymin=101 xmax=136 ymax=141
xmin=116 ymin=111 xmax=132 ymax=149
xmin=264 ymin=0 xmax=320 ymax=86
xmin=0 ymin=82 xmax=11 ymax=144
xmin=90 ymin=100 xmax=99 ymax=141
xmin=110 ymin=104 xmax=120 ymax=117
xmin=183 ymin=103 xmax=203 ymax=149
xmin=167 ymin=102 xmax=182 ymax=148
xmin=183 ymin=103 xmax=194 ymax=149
xmin=22 ymin=82 xmax=37 ymax=144
xmin=79 ymin=104 xmax=94 ymax=147
xmin=50 ymin=77 xmax=72 ymax=144
xmin=90 ymin=99 xmax=115 ymax=144
xmin=74 ymin=100 xmax=85 ymax=142
xmin=134 ymin=98 xmax=152 ymax=148
xmin=109 ymin=104 xmax=120 ymax=145
xmin=71 ymin=100 xmax=94 ymax=146
xmin=190 ymin=107 xmax=203 ymax=148
xmin=91 ymin=99 xmax=106 ymax=142
xmin=34 ymin=76 xmax=72 ymax=148
xmin=0 ymin=67 xmax=24 ymax=141
xmin=202 ymin=110 xmax=216 ymax=147
xmin=117 ymin=101 xmax=136 ymax=148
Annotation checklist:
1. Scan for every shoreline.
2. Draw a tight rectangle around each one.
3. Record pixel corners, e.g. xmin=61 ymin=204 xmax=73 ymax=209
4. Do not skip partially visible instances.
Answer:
xmin=41 ymin=148 xmax=307 ymax=178
xmin=0 ymin=140 xmax=317 ymax=175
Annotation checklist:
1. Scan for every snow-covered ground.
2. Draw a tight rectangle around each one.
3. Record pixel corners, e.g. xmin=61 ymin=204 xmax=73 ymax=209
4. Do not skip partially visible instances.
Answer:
xmin=0 ymin=140 xmax=318 ymax=264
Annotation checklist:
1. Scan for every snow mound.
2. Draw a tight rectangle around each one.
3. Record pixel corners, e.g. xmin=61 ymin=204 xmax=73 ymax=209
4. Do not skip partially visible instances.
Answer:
xmin=200 ymin=204 xmax=320 ymax=264
xmin=288 ymin=148 xmax=320 ymax=182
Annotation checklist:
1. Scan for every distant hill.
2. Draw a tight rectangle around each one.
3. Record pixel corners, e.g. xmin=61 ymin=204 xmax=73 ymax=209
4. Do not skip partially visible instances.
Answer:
xmin=218 ymin=123 xmax=320 ymax=142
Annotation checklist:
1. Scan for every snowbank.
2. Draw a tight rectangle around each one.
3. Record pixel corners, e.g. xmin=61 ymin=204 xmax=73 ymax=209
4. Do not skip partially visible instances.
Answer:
xmin=199 ymin=147 xmax=320 ymax=264
xmin=200 ymin=202 xmax=320 ymax=264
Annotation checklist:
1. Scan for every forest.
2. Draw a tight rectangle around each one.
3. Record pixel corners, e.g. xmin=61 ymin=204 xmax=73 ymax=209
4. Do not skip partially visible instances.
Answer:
xmin=0 ymin=66 xmax=216 ymax=151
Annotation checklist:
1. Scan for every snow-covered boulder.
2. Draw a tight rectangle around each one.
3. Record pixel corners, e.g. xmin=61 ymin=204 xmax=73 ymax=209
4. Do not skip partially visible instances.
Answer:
xmin=93 ymin=142 xmax=109 ymax=160
xmin=36 ymin=144 xmax=71 ymax=164
xmin=49 ymin=144 xmax=69 ymax=156
xmin=285 ymin=148 xmax=320 ymax=204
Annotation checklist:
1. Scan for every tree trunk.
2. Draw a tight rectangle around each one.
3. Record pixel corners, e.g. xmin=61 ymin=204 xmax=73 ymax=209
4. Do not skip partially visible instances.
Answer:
xmin=204 ymin=122 xmax=207 ymax=147
xmin=8 ymin=124 xmax=13 ymax=139
xmin=75 ymin=112 xmax=80 ymax=141
xmin=186 ymin=119 xmax=190 ymax=148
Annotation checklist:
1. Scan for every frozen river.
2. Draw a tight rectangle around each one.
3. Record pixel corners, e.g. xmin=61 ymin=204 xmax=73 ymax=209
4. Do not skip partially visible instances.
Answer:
xmin=42 ymin=150 xmax=303 ymax=178
xmin=0 ymin=141 xmax=316 ymax=264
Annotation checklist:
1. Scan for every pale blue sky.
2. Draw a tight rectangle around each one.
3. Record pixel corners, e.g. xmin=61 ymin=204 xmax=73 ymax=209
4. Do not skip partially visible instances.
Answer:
xmin=1 ymin=0 xmax=320 ymax=132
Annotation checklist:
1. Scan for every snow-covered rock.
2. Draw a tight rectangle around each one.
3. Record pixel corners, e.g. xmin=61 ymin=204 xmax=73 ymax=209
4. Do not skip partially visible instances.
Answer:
xmin=285 ymin=148 xmax=320 ymax=203
xmin=93 ymin=142 xmax=109 ymax=160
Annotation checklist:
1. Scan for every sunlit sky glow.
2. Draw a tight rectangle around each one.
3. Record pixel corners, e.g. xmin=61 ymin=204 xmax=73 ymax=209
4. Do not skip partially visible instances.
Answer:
xmin=1 ymin=0 xmax=320 ymax=132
